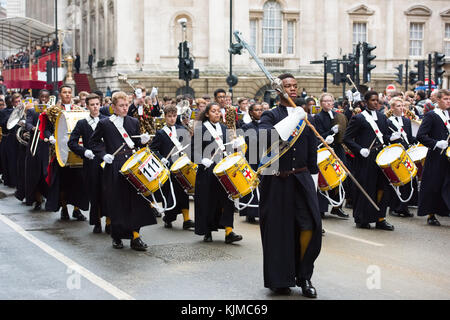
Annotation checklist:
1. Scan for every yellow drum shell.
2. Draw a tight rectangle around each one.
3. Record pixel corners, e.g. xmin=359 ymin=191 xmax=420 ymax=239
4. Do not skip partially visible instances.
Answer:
xmin=317 ymin=148 xmax=347 ymax=192
xmin=213 ymin=152 xmax=259 ymax=199
xmin=376 ymin=144 xmax=417 ymax=187
xmin=170 ymin=155 xmax=198 ymax=195
xmin=120 ymin=148 xmax=170 ymax=196
xmin=446 ymin=147 xmax=450 ymax=162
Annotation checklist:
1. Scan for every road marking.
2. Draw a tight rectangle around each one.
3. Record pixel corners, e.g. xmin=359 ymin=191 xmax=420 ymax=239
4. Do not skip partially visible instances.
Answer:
xmin=0 ymin=214 xmax=135 ymax=300
xmin=325 ymin=230 xmax=385 ymax=247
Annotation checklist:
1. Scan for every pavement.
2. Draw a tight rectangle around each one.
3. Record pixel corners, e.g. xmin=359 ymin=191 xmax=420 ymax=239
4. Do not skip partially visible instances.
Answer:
xmin=0 ymin=184 xmax=449 ymax=300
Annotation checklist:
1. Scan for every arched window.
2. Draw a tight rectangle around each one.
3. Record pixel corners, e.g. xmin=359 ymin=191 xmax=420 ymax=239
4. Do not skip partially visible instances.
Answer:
xmin=262 ymin=1 xmax=282 ymax=54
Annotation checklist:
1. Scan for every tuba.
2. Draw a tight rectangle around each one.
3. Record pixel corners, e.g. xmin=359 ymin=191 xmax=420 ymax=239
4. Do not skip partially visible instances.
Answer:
xmin=16 ymin=126 xmax=30 ymax=146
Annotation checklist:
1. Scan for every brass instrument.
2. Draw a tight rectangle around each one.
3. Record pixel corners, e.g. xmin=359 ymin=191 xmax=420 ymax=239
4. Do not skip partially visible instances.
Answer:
xmin=16 ymin=126 xmax=30 ymax=146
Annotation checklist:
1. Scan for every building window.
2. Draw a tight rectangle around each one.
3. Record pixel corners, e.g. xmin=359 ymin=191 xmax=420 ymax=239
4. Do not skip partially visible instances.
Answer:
xmin=352 ymin=22 xmax=367 ymax=53
xmin=250 ymin=19 xmax=257 ymax=52
xmin=445 ymin=23 xmax=450 ymax=57
xmin=262 ymin=1 xmax=282 ymax=54
xmin=409 ymin=22 xmax=424 ymax=56
xmin=287 ymin=21 xmax=295 ymax=54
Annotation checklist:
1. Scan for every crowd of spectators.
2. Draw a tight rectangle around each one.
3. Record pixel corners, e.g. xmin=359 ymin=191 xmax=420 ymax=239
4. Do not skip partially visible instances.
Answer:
xmin=1 ymin=40 xmax=58 ymax=69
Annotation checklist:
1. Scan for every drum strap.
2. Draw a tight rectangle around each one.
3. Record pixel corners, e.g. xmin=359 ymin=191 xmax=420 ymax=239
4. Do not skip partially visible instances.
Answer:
xmin=434 ymin=109 xmax=450 ymax=134
xmin=162 ymin=125 xmax=183 ymax=152
xmin=389 ymin=116 xmax=409 ymax=145
xmin=109 ymin=115 xmax=135 ymax=149
xmin=362 ymin=110 xmax=384 ymax=145
xmin=204 ymin=121 xmax=225 ymax=152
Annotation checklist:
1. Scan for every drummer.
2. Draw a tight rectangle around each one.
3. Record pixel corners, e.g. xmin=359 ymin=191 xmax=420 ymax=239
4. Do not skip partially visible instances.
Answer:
xmin=191 ymin=102 xmax=243 ymax=244
xmin=24 ymin=89 xmax=50 ymax=210
xmin=68 ymin=93 xmax=109 ymax=234
xmin=387 ymin=97 xmax=417 ymax=218
xmin=416 ymin=89 xmax=450 ymax=226
xmin=89 ymin=91 xmax=158 ymax=251
xmin=313 ymin=93 xmax=349 ymax=219
xmin=42 ymin=85 xmax=89 ymax=221
xmin=149 ymin=104 xmax=195 ymax=230
xmin=343 ymin=90 xmax=395 ymax=231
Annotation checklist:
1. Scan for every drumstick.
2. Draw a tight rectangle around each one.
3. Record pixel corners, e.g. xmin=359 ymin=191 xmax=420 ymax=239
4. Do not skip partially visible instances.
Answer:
xmin=440 ymin=134 xmax=450 ymax=155
xmin=368 ymin=137 xmax=377 ymax=151
xmin=100 ymin=143 xmax=127 ymax=168
xmin=284 ymin=94 xmax=381 ymax=211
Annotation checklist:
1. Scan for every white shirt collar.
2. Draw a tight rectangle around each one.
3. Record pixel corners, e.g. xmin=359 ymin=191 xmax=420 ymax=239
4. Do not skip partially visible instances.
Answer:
xmin=370 ymin=110 xmax=378 ymax=121
xmin=63 ymin=104 xmax=72 ymax=111
xmin=209 ymin=121 xmax=223 ymax=136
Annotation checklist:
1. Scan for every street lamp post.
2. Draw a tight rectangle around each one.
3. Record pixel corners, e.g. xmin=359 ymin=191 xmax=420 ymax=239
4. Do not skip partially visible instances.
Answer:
xmin=323 ymin=52 xmax=328 ymax=93
xmin=54 ymin=0 xmax=58 ymax=95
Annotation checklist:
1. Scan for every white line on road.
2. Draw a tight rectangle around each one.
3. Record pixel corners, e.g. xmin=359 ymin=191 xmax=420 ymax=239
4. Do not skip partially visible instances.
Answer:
xmin=0 ymin=214 xmax=135 ymax=300
xmin=325 ymin=230 xmax=385 ymax=247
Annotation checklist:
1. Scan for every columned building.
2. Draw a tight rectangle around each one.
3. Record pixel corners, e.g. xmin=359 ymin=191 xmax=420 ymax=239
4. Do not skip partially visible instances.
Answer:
xmin=66 ymin=0 xmax=450 ymax=99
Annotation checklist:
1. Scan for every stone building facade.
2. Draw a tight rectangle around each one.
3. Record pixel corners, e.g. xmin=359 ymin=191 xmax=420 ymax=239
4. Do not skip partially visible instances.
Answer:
xmin=65 ymin=0 xmax=450 ymax=99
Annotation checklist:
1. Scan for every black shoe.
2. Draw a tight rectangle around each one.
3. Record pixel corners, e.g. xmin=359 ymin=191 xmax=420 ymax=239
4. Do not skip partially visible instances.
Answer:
xmin=345 ymin=200 xmax=353 ymax=209
xmin=356 ymin=223 xmax=371 ymax=229
xmin=60 ymin=208 xmax=70 ymax=221
xmin=130 ymin=237 xmax=148 ymax=251
xmin=298 ymin=279 xmax=317 ymax=298
xmin=93 ymin=224 xmax=102 ymax=234
xmin=427 ymin=215 xmax=441 ymax=226
xmin=320 ymin=212 xmax=325 ymax=219
xmin=155 ymin=210 xmax=162 ymax=218
xmin=182 ymin=220 xmax=195 ymax=230
xmin=225 ymin=232 xmax=243 ymax=244
xmin=112 ymin=239 xmax=124 ymax=249
xmin=164 ymin=221 xmax=173 ymax=228
xmin=105 ymin=224 xmax=111 ymax=235
xmin=269 ymin=287 xmax=291 ymax=295
xmin=72 ymin=209 xmax=87 ymax=222
xmin=203 ymin=233 xmax=212 ymax=242
xmin=391 ymin=210 xmax=413 ymax=218
xmin=245 ymin=216 xmax=256 ymax=223
xmin=375 ymin=220 xmax=395 ymax=231
xmin=322 ymin=228 xmax=326 ymax=236
xmin=330 ymin=207 xmax=349 ymax=218
xmin=33 ymin=202 xmax=42 ymax=211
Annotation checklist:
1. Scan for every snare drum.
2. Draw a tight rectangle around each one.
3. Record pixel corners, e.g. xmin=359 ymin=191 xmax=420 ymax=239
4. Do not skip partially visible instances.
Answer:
xmin=317 ymin=148 xmax=347 ymax=191
xmin=213 ymin=152 xmax=259 ymax=199
xmin=446 ymin=147 xmax=450 ymax=162
xmin=406 ymin=144 xmax=428 ymax=180
xmin=376 ymin=144 xmax=417 ymax=187
xmin=55 ymin=111 xmax=90 ymax=168
xmin=170 ymin=155 xmax=198 ymax=195
xmin=120 ymin=148 xmax=170 ymax=197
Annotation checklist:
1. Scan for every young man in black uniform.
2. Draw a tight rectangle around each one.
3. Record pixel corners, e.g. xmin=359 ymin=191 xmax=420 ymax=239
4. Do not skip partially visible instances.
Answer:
xmin=343 ymin=91 xmax=395 ymax=231
xmin=149 ymin=105 xmax=195 ymax=230
xmin=416 ymin=89 xmax=450 ymax=226
xmin=258 ymin=74 xmax=322 ymax=298
xmin=68 ymin=94 xmax=109 ymax=234
xmin=90 ymin=91 xmax=158 ymax=251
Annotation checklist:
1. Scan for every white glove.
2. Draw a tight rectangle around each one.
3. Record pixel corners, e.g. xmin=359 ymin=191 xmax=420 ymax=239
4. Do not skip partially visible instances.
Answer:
xmin=19 ymin=120 xmax=26 ymax=127
xmin=150 ymin=87 xmax=158 ymax=99
xmin=311 ymin=174 xmax=319 ymax=191
xmin=435 ymin=140 xmax=449 ymax=150
xmin=274 ymin=107 xmax=306 ymax=141
xmin=161 ymin=158 xmax=169 ymax=166
xmin=390 ymin=131 xmax=402 ymax=142
xmin=103 ymin=154 xmax=114 ymax=164
xmin=360 ymin=148 xmax=370 ymax=158
xmin=325 ymin=135 xmax=335 ymax=145
xmin=331 ymin=125 xmax=339 ymax=134
xmin=84 ymin=149 xmax=95 ymax=160
xmin=232 ymin=137 xmax=246 ymax=149
xmin=353 ymin=92 xmax=362 ymax=103
xmin=49 ymin=136 xmax=56 ymax=145
xmin=201 ymin=158 xmax=214 ymax=168
xmin=346 ymin=90 xmax=354 ymax=102
xmin=140 ymin=133 xmax=151 ymax=145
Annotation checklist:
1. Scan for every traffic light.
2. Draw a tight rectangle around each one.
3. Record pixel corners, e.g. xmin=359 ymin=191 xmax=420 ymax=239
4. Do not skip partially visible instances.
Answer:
xmin=395 ymin=64 xmax=403 ymax=85
xmin=332 ymin=72 xmax=341 ymax=86
xmin=362 ymin=42 xmax=376 ymax=83
xmin=434 ymin=52 xmax=445 ymax=86
xmin=409 ymin=70 xmax=418 ymax=85
xmin=346 ymin=54 xmax=356 ymax=84
xmin=415 ymin=60 xmax=425 ymax=83
xmin=178 ymin=41 xmax=199 ymax=82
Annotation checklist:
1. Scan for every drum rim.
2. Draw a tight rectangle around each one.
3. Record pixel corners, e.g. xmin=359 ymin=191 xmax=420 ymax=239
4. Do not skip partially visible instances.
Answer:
xmin=376 ymin=143 xmax=405 ymax=166
xmin=120 ymin=148 xmax=148 ymax=173
xmin=213 ymin=152 xmax=245 ymax=174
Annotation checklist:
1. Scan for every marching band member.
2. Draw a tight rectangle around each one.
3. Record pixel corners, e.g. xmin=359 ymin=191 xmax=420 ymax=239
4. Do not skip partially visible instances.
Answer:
xmin=416 ymin=89 xmax=450 ymax=226
xmin=90 ymin=91 xmax=157 ymax=251
xmin=128 ymin=86 xmax=162 ymax=138
xmin=42 ymin=85 xmax=89 ymax=221
xmin=24 ymin=89 xmax=50 ymax=210
xmin=239 ymin=103 xmax=263 ymax=223
xmin=343 ymin=90 xmax=395 ymax=231
xmin=68 ymin=94 xmax=109 ymax=234
xmin=192 ymin=102 xmax=243 ymax=244
xmin=386 ymin=97 xmax=417 ymax=218
xmin=258 ymin=74 xmax=321 ymax=298
xmin=314 ymin=93 xmax=349 ymax=219
xmin=149 ymin=104 xmax=195 ymax=230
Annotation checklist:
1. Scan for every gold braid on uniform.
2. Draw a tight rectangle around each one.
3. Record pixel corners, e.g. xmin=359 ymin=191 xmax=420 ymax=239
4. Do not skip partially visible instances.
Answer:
xmin=223 ymin=105 xmax=237 ymax=130
xmin=131 ymin=104 xmax=156 ymax=136
xmin=44 ymin=105 xmax=63 ymax=161
xmin=385 ymin=108 xmax=417 ymax=121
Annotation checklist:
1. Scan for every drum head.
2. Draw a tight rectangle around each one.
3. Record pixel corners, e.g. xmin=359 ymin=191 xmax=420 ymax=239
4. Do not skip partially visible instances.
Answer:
xmin=214 ymin=154 xmax=242 ymax=174
xmin=377 ymin=146 xmax=403 ymax=166
xmin=7 ymin=106 xmax=24 ymax=130
xmin=122 ymin=149 xmax=147 ymax=171
xmin=408 ymin=145 xmax=428 ymax=162
xmin=171 ymin=155 xmax=191 ymax=171
xmin=317 ymin=149 xmax=331 ymax=165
